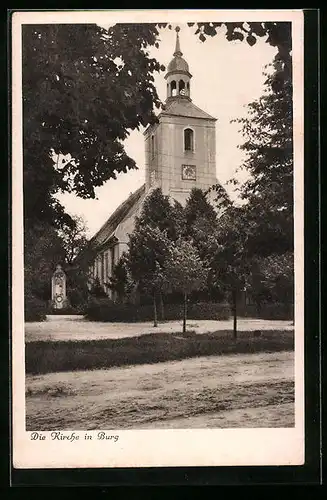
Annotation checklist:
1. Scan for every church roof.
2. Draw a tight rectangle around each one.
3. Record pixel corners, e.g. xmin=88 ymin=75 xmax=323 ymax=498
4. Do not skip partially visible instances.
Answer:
xmin=87 ymin=184 xmax=146 ymax=251
xmin=167 ymin=55 xmax=190 ymax=74
xmin=160 ymin=98 xmax=217 ymax=121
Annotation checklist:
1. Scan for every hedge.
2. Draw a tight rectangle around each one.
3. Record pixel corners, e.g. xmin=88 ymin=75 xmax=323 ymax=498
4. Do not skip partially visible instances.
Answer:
xmin=24 ymin=294 xmax=47 ymax=322
xmin=85 ymin=298 xmax=231 ymax=322
xmin=258 ymin=303 xmax=294 ymax=321
xmin=238 ymin=303 xmax=294 ymax=321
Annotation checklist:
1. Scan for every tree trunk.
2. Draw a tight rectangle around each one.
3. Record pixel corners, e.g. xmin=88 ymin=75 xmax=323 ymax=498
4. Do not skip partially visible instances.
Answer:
xmin=183 ymin=292 xmax=187 ymax=333
xmin=159 ymin=292 xmax=165 ymax=321
xmin=232 ymin=288 xmax=237 ymax=340
xmin=153 ymin=292 xmax=158 ymax=327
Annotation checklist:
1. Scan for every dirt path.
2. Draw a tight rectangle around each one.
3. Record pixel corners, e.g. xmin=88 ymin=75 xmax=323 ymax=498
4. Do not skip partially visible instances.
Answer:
xmin=26 ymin=350 xmax=294 ymax=430
xmin=25 ymin=315 xmax=294 ymax=342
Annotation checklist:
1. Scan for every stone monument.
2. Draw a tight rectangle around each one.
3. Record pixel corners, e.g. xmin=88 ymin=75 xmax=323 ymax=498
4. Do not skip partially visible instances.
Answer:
xmin=51 ymin=264 xmax=68 ymax=310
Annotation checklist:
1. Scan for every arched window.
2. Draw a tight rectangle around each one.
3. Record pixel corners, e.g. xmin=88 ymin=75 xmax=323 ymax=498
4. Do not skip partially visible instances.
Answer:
xmin=184 ymin=128 xmax=194 ymax=152
xmin=179 ymin=79 xmax=185 ymax=95
xmin=171 ymin=80 xmax=177 ymax=96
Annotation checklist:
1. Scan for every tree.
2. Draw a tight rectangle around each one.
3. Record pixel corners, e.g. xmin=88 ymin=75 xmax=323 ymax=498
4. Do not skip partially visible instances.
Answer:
xmin=23 ymin=23 xmax=165 ymax=230
xmin=127 ymin=188 xmax=184 ymax=322
xmin=209 ymin=60 xmax=293 ymax=328
xmin=24 ymin=21 xmax=292 ymax=232
xmin=23 ymin=21 xmax=292 ymax=234
xmin=164 ymin=239 xmax=208 ymax=333
xmin=106 ymin=252 xmax=136 ymax=303
xmin=24 ymin=221 xmax=66 ymax=303
xmin=184 ymin=188 xmax=218 ymax=231
xmin=57 ymin=215 xmax=88 ymax=265
xmin=245 ymin=61 xmax=292 ymax=206
xmin=210 ymin=206 xmax=252 ymax=339
xmin=183 ymin=188 xmax=222 ymax=300
xmin=231 ymin=60 xmax=293 ymax=257
xmin=128 ymin=224 xmax=171 ymax=326
xmin=135 ymin=187 xmax=182 ymax=241
xmin=184 ymin=22 xmax=292 ymax=88
xmin=249 ymin=251 xmax=294 ymax=307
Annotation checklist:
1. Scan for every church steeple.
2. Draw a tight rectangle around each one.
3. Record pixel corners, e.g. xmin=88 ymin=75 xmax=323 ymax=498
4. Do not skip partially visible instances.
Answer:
xmin=165 ymin=26 xmax=192 ymax=100
xmin=173 ymin=26 xmax=182 ymax=57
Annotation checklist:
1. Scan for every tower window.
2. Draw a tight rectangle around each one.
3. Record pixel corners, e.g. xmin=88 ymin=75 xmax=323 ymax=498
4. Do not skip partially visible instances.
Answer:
xmin=184 ymin=128 xmax=194 ymax=152
xmin=171 ymin=80 xmax=177 ymax=96
xmin=179 ymin=79 xmax=185 ymax=95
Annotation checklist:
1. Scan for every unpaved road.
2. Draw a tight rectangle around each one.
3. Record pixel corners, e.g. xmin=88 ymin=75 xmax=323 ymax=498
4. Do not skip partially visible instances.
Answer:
xmin=25 ymin=315 xmax=294 ymax=343
xmin=26 ymin=350 xmax=294 ymax=430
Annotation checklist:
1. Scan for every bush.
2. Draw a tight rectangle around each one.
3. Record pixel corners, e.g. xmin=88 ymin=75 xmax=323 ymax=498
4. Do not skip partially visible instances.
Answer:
xmin=85 ymin=298 xmax=231 ymax=322
xmin=49 ymin=304 xmax=87 ymax=315
xmin=188 ymin=302 xmax=230 ymax=320
xmin=259 ymin=303 xmax=294 ymax=320
xmin=24 ymin=294 xmax=47 ymax=322
xmin=238 ymin=302 xmax=293 ymax=320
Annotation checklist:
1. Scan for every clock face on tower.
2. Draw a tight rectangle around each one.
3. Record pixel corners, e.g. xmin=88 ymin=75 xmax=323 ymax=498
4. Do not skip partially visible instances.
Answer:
xmin=182 ymin=164 xmax=196 ymax=181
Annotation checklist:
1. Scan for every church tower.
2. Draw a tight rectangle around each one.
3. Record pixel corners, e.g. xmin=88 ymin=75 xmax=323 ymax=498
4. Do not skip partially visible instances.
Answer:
xmin=144 ymin=26 xmax=217 ymax=205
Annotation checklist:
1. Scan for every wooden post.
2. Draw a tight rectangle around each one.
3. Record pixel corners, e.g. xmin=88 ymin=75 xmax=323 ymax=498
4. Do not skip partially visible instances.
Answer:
xmin=153 ymin=292 xmax=158 ymax=327
xmin=183 ymin=292 xmax=187 ymax=333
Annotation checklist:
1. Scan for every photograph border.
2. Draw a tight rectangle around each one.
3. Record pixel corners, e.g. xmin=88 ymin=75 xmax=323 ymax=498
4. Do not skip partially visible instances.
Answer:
xmin=8 ymin=8 xmax=321 ymax=486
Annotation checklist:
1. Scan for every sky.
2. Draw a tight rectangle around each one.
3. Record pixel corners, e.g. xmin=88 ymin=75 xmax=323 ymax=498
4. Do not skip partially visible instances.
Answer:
xmin=56 ymin=23 xmax=277 ymax=237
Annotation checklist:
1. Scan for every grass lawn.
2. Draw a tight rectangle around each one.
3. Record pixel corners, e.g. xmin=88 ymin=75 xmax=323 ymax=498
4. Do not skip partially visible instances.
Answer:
xmin=25 ymin=329 xmax=294 ymax=375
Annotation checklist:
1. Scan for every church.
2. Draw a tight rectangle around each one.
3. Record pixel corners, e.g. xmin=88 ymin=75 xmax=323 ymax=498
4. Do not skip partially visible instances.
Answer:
xmin=87 ymin=27 xmax=222 ymax=297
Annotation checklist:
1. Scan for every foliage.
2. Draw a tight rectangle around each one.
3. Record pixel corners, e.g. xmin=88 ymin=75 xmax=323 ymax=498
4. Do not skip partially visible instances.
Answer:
xmin=210 ymin=206 xmax=249 ymax=291
xmin=249 ymin=251 xmax=294 ymax=305
xmin=23 ymin=21 xmax=291 ymax=233
xmin=106 ymin=252 xmax=136 ymax=303
xmin=135 ymin=187 xmax=183 ymax=241
xmin=230 ymin=60 xmax=293 ymax=256
xmin=57 ymin=215 xmax=88 ymax=265
xmin=24 ymin=292 xmax=47 ymax=322
xmin=24 ymin=218 xmax=90 ymax=317
xmin=89 ymin=277 xmax=108 ymax=298
xmin=85 ymin=297 xmax=230 ymax=323
xmin=183 ymin=189 xmax=223 ymax=297
xmin=24 ymin=221 xmax=66 ymax=302
xmin=209 ymin=60 xmax=294 ymax=321
xmin=164 ymin=239 xmax=208 ymax=296
xmin=163 ymin=238 xmax=209 ymax=332
xmin=128 ymin=189 xmax=179 ymax=300
xmin=65 ymin=264 xmax=90 ymax=309
xmin=23 ymin=23 xmax=164 ymax=228
xmin=184 ymin=188 xmax=217 ymax=230
xmin=128 ymin=224 xmax=171 ymax=294
xmin=183 ymin=21 xmax=292 ymax=86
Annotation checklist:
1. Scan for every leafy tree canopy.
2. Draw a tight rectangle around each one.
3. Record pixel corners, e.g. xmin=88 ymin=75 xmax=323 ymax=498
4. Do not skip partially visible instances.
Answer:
xmin=183 ymin=21 xmax=292 ymax=87
xmin=24 ymin=221 xmax=66 ymax=301
xmin=164 ymin=238 xmax=208 ymax=296
xmin=135 ymin=187 xmax=183 ymax=241
xmin=56 ymin=215 xmax=88 ymax=265
xmin=23 ymin=23 xmax=164 ymax=228
xmin=128 ymin=223 xmax=171 ymax=293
